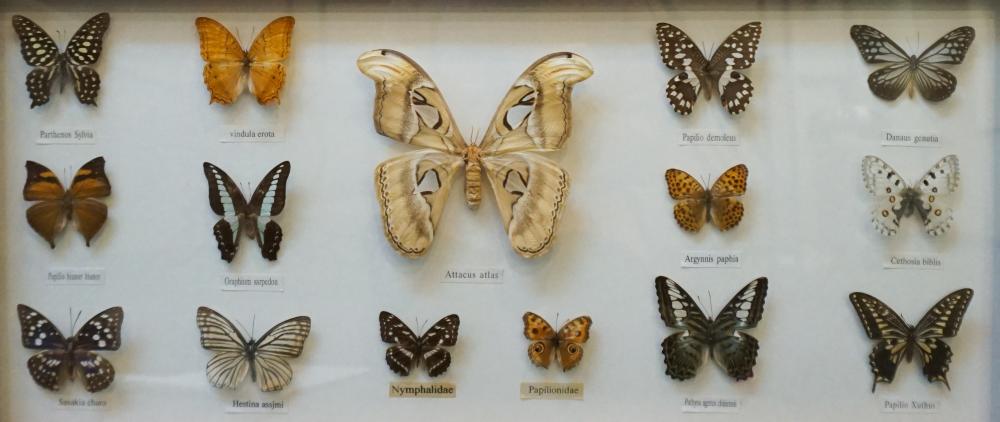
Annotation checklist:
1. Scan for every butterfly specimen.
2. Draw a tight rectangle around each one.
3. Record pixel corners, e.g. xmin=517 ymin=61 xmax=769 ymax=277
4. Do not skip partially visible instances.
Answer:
xmin=522 ymin=312 xmax=592 ymax=371
xmin=195 ymin=16 xmax=295 ymax=105
xmin=861 ymin=155 xmax=958 ymax=236
xmin=11 ymin=13 xmax=111 ymax=108
xmin=17 ymin=304 xmax=123 ymax=392
xmin=656 ymin=22 xmax=762 ymax=115
xmin=196 ymin=307 xmax=311 ymax=392
xmin=379 ymin=311 xmax=460 ymax=377
xmin=850 ymin=25 xmax=975 ymax=101
xmin=849 ymin=289 xmax=973 ymax=392
xmin=203 ymin=161 xmax=290 ymax=262
xmin=664 ymin=164 xmax=748 ymax=232
xmin=357 ymin=50 xmax=593 ymax=258
xmin=23 ymin=156 xmax=111 ymax=248
xmin=654 ymin=276 xmax=768 ymax=381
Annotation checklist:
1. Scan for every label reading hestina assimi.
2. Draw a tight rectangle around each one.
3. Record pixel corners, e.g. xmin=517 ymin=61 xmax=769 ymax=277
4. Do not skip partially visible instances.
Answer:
xmin=226 ymin=399 xmax=288 ymax=414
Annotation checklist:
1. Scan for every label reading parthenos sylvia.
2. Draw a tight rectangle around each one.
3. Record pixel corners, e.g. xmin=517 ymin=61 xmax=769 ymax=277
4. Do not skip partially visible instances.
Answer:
xmin=37 ymin=128 xmax=97 ymax=144
xmin=221 ymin=274 xmax=284 ymax=292
xmin=221 ymin=125 xmax=285 ymax=143
xmin=388 ymin=382 xmax=456 ymax=398
xmin=680 ymin=251 xmax=742 ymax=268
xmin=681 ymin=397 xmax=741 ymax=413
xmin=679 ymin=130 xmax=740 ymax=146
xmin=225 ymin=399 xmax=288 ymax=414
xmin=520 ymin=382 xmax=584 ymax=400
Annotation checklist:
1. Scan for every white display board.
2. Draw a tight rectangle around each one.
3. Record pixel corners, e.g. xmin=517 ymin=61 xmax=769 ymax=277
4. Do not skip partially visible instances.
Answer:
xmin=0 ymin=1 xmax=995 ymax=421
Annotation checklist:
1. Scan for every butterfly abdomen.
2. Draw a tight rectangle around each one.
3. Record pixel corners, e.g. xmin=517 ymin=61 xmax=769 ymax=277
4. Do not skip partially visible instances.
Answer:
xmin=464 ymin=146 xmax=482 ymax=208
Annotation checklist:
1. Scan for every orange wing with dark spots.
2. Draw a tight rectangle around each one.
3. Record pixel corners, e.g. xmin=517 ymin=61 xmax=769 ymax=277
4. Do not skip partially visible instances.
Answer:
xmin=522 ymin=312 xmax=592 ymax=371
xmin=23 ymin=157 xmax=111 ymax=248
xmin=709 ymin=164 xmax=748 ymax=231
xmin=196 ymin=16 xmax=294 ymax=105
xmin=664 ymin=168 xmax=707 ymax=231
xmin=665 ymin=164 xmax=747 ymax=232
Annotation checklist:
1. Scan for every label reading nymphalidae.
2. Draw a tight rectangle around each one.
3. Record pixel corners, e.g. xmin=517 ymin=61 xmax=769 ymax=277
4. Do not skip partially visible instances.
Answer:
xmin=679 ymin=130 xmax=740 ymax=146
xmin=883 ymin=253 xmax=942 ymax=270
xmin=519 ymin=382 xmax=584 ymax=400
xmin=46 ymin=268 xmax=105 ymax=285
xmin=441 ymin=268 xmax=505 ymax=284
xmin=680 ymin=251 xmax=742 ymax=268
xmin=681 ymin=397 xmax=741 ymax=413
xmin=37 ymin=128 xmax=97 ymax=145
xmin=221 ymin=125 xmax=285 ymax=143
xmin=880 ymin=131 xmax=941 ymax=147
xmin=221 ymin=273 xmax=284 ymax=292
xmin=880 ymin=398 xmax=941 ymax=414
xmin=225 ymin=399 xmax=288 ymax=414
xmin=55 ymin=397 xmax=109 ymax=411
xmin=388 ymin=381 xmax=456 ymax=398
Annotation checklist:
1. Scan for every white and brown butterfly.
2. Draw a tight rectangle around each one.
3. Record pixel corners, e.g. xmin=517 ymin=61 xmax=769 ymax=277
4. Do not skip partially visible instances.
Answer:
xmin=850 ymin=25 xmax=975 ymax=101
xmin=17 ymin=304 xmax=123 ymax=392
xmin=664 ymin=164 xmax=748 ymax=232
xmin=655 ymin=276 xmax=768 ymax=381
xmin=357 ymin=50 xmax=592 ymax=258
xmin=861 ymin=155 xmax=958 ymax=236
xmin=195 ymin=16 xmax=294 ymax=105
xmin=656 ymin=22 xmax=762 ymax=115
xmin=203 ymin=161 xmax=290 ymax=262
xmin=23 ymin=156 xmax=111 ymax=248
xmin=196 ymin=307 xmax=311 ymax=392
xmin=849 ymin=289 xmax=973 ymax=392
xmin=522 ymin=312 xmax=592 ymax=371
xmin=379 ymin=311 xmax=459 ymax=377
xmin=12 ymin=13 xmax=110 ymax=108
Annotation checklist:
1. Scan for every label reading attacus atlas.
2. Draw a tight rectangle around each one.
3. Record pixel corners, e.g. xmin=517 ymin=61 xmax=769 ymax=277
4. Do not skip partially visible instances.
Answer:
xmin=37 ymin=128 xmax=97 ymax=145
xmin=679 ymin=129 xmax=740 ymax=146
xmin=221 ymin=274 xmax=284 ymax=292
xmin=225 ymin=399 xmax=288 ymax=414
xmin=46 ymin=268 xmax=105 ymax=285
xmin=519 ymin=382 xmax=584 ymax=400
xmin=54 ymin=397 xmax=109 ymax=411
xmin=441 ymin=267 xmax=505 ymax=284
xmin=221 ymin=125 xmax=285 ymax=143
xmin=883 ymin=253 xmax=942 ymax=270
xmin=680 ymin=251 xmax=742 ymax=268
xmin=681 ymin=397 xmax=741 ymax=413
xmin=388 ymin=381 xmax=456 ymax=398
xmin=880 ymin=397 xmax=941 ymax=414
xmin=880 ymin=131 xmax=941 ymax=147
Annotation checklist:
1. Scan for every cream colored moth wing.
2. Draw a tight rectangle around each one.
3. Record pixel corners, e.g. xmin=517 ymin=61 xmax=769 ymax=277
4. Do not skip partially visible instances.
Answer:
xmin=375 ymin=150 xmax=463 ymax=257
xmin=479 ymin=52 xmax=593 ymax=155
xmin=357 ymin=49 xmax=467 ymax=153
xmin=481 ymin=153 xmax=569 ymax=258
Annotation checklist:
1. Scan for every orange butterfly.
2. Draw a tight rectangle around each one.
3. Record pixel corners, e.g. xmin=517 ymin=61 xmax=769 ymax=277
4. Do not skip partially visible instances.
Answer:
xmin=23 ymin=157 xmax=111 ymax=248
xmin=522 ymin=312 xmax=592 ymax=371
xmin=664 ymin=164 xmax=748 ymax=232
xmin=195 ymin=16 xmax=294 ymax=105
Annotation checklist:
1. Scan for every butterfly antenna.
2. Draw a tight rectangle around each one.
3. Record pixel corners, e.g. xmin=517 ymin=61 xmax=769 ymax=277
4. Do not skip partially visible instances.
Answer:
xmin=555 ymin=312 xmax=561 ymax=328
xmin=251 ymin=314 xmax=256 ymax=338
xmin=708 ymin=291 xmax=714 ymax=315
xmin=70 ymin=308 xmax=82 ymax=334
xmin=235 ymin=318 xmax=251 ymax=339
xmin=696 ymin=295 xmax=707 ymax=314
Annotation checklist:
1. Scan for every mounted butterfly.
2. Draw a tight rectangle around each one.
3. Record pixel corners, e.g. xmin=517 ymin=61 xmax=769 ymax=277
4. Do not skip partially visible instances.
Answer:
xmin=861 ymin=155 xmax=958 ymax=236
xmin=379 ymin=311 xmax=460 ymax=377
xmin=23 ymin=156 xmax=111 ymax=248
xmin=654 ymin=276 xmax=768 ymax=381
xmin=195 ymin=16 xmax=294 ymax=105
xmin=11 ymin=13 xmax=111 ymax=108
xmin=849 ymin=289 xmax=973 ymax=392
xmin=17 ymin=304 xmax=123 ymax=392
xmin=656 ymin=22 xmax=762 ymax=115
xmin=850 ymin=25 xmax=974 ymax=101
xmin=522 ymin=312 xmax=592 ymax=371
xmin=196 ymin=307 xmax=311 ymax=392
xmin=203 ymin=161 xmax=290 ymax=262
xmin=358 ymin=50 xmax=592 ymax=258
xmin=664 ymin=164 xmax=748 ymax=232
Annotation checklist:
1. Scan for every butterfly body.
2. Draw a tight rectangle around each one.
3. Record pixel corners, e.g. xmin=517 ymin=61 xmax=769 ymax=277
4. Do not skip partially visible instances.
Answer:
xmin=522 ymin=312 xmax=592 ymax=371
xmin=203 ymin=161 xmax=290 ymax=262
xmin=861 ymin=155 xmax=958 ymax=236
xmin=379 ymin=311 xmax=460 ymax=377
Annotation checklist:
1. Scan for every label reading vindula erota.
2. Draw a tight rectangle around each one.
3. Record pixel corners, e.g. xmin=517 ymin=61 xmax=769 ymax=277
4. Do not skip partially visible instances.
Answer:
xmin=680 ymin=251 xmax=742 ymax=268
xmin=880 ymin=397 xmax=941 ymax=414
xmin=388 ymin=382 xmax=456 ymax=398
xmin=37 ymin=128 xmax=96 ymax=145
xmin=520 ymin=382 xmax=584 ymax=400
xmin=225 ymin=399 xmax=288 ymax=414
xmin=221 ymin=125 xmax=285 ymax=143
xmin=679 ymin=129 xmax=740 ymax=146
xmin=880 ymin=131 xmax=941 ymax=147
xmin=46 ymin=268 xmax=105 ymax=285
xmin=681 ymin=397 xmax=741 ymax=413
xmin=221 ymin=273 xmax=284 ymax=292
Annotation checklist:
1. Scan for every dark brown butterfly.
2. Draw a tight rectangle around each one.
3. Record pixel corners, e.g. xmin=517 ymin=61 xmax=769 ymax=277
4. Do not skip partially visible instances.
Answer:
xmin=379 ymin=311 xmax=459 ymax=377
xmin=17 ymin=304 xmax=123 ymax=392
xmin=850 ymin=289 xmax=973 ymax=392
xmin=23 ymin=156 xmax=111 ymax=248
xmin=203 ymin=161 xmax=290 ymax=262
xmin=12 ymin=13 xmax=111 ymax=108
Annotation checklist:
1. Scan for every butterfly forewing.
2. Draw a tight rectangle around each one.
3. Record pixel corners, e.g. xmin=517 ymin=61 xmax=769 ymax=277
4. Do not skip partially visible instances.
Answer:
xmin=914 ymin=289 xmax=973 ymax=339
xmin=246 ymin=16 xmax=294 ymax=105
xmin=707 ymin=22 xmax=762 ymax=71
xmin=654 ymin=276 xmax=710 ymax=329
xmin=917 ymin=26 xmax=975 ymax=64
xmin=18 ymin=304 xmax=68 ymax=350
xmin=73 ymin=306 xmax=123 ymax=351
xmin=12 ymin=16 xmax=60 ymax=67
xmin=714 ymin=277 xmax=768 ymax=332
xmin=379 ymin=311 xmax=419 ymax=375
xmin=65 ymin=13 xmax=110 ymax=65
xmin=850 ymin=25 xmax=910 ymax=63
xmin=196 ymin=307 xmax=249 ymax=353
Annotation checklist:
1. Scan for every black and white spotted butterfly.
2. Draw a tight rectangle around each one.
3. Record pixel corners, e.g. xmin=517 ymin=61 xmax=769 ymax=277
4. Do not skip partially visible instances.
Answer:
xmin=656 ymin=22 xmax=762 ymax=115
xmin=849 ymin=289 xmax=973 ymax=392
xmin=850 ymin=25 xmax=975 ymax=101
xmin=17 ymin=304 xmax=123 ymax=392
xmin=379 ymin=311 xmax=460 ymax=377
xmin=11 ymin=13 xmax=111 ymax=108
xmin=861 ymin=155 xmax=959 ymax=237
xmin=196 ymin=307 xmax=312 ymax=392
xmin=654 ymin=276 xmax=767 ymax=381
xmin=203 ymin=161 xmax=290 ymax=262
